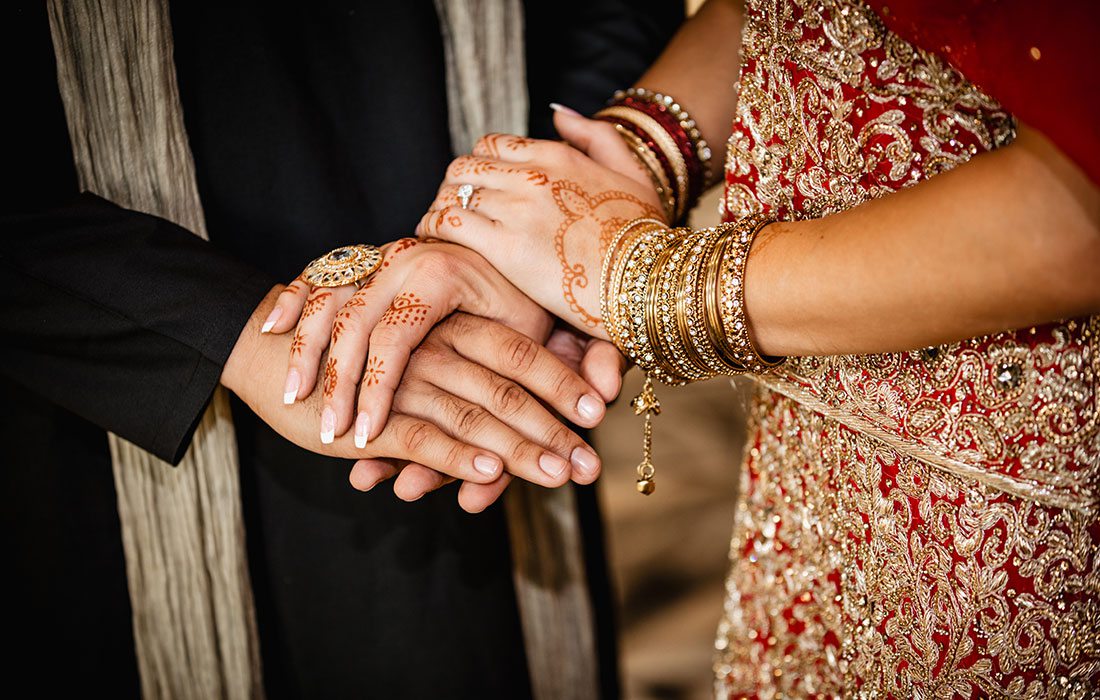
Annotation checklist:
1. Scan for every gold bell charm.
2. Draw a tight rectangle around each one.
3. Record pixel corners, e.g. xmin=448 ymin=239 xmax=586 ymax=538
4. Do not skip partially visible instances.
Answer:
xmin=631 ymin=375 xmax=661 ymax=496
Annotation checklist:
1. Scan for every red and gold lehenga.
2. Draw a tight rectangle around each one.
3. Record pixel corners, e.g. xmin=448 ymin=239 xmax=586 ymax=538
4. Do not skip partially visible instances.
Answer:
xmin=712 ymin=1 xmax=1100 ymax=697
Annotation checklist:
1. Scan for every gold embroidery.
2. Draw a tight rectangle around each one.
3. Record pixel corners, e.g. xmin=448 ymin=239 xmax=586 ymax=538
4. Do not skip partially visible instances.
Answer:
xmin=715 ymin=0 xmax=1100 ymax=696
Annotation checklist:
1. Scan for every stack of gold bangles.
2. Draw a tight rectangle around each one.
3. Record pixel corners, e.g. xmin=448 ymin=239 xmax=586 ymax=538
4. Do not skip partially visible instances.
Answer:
xmin=596 ymin=87 xmax=715 ymax=224
xmin=600 ymin=215 xmax=785 ymax=494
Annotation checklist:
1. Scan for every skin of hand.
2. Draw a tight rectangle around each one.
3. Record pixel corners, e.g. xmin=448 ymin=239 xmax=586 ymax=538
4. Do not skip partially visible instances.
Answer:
xmin=352 ymin=321 xmax=627 ymax=507
xmin=263 ymin=238 xmax=625 ymax=489
xmin=417 ymin=130 xmax=665 ymax=338
xmin=223 ymin=287 xmax=617 ymax=512
xmin=427 ymin=113 xmax=1100 ymax=362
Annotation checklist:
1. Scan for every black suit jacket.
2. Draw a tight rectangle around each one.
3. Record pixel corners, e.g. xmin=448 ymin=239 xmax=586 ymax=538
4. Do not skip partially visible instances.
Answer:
xmin=0 ymin=1 xmax=681 ymax=697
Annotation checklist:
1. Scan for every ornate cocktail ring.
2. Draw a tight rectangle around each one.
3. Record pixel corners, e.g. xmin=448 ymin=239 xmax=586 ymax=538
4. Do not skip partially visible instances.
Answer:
xmin=457 ymin=183 xmax=475 ymax=210
xmin=303 ymin=244 xmax=384 ymax=288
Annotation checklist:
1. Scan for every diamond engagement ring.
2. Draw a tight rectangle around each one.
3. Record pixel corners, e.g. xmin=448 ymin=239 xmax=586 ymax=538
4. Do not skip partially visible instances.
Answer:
xmin=457 ymin=183 xmax=475 ymax=210
xmin=303 ymin=244 xmax=384 ymax=288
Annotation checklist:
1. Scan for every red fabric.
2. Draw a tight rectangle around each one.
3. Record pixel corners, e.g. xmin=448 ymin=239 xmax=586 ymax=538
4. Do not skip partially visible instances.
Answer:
xmin=865 ymin=0 xmax=1100 ymax=185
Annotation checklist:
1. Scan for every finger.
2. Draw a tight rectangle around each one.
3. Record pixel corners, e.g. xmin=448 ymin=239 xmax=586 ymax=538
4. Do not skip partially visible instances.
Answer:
xmin=429 ymin=183 xmax=487 ymax=213
xmin=348 ymin=458 xmax=401 ymax=492
xmin=441 ymin=314 xmax=607 ymax=429
xmin=427 ymin=188 xmax=516 ymax=227
xmin=441 ymin=155 xmax=549 ymax=189
xmin=580 ymin=339 xmax=627 ymax=402
xmin=284 ymin=284 xmax=355 ymax=409
xmin=415 ymin=203 xmax=497 ymax=239
xmin=414 ymin=206 xmax=499 ymax=257
xmin=371 ymin=413 xmax=504 ymax=484
xmin=263 ymin=277 xmax=311 ymax=334
xmin=392 ymin=464 xmax=455 ymax=502
xmin=470 ymin=133 xmax=540 ymax=162
xmin=358 ymin=285 xmax=452 ymax=442
xmin=554 ymin=109 xmax=657 ymax=194
xmin=544 ymin=326 xmax=589 ymax=372
xmin=395 ymin=374 xmax=579 ymax=487
xmin=324 ymin=278 xmax=403 ymax=443
xmin=457 ymin=474 xmax=512 ymax=514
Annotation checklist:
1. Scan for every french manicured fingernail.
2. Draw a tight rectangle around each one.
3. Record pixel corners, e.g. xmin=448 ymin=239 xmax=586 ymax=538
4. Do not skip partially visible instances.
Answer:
xmin=549 ymin=102 xmax=581 ymax=116
xmin=571 ymin=446 xmax=600 ymax=476
xmin=283 ymin=368 xmax=300 ymax=405
xmin=474 ymin=455 xmax=502 ymax=478
xmin=354 ymin=412 xmax=370 ymax=449
xmin=260 ymin=306 xmax=282 ymax=334
xmin=539 ymin=452 xmax=568 ymax=478
xmin=320 ymin=406 xmax=335 ymax=444
xmin=576 ymin=394 xmax=604 ymax=422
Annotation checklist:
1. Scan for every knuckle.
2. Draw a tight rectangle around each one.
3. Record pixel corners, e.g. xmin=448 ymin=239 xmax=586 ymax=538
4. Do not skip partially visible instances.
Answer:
xmin=501 ymin=334 xmax=539 ymax=373
xmin=400 ymin=421 xmax=433 ymax=453
xmin=508 ymin=437 xmax=534 ymax=465
xmin=369 ymin=323 xmax=404 ymax=347
xmin=454 ymin=403 xmax=490 ymax=435
xmin=438 ymin=312 xmax=470 ymax=339
xmin=491 ymin=379 xmax=529 ymax=418
xmin=446 ymin=157 xmax=470 ymax=180
xmin=415 ymin=248 xmax=458 ymax=278
xmin=550 ymin=365 xmax=579 ymax=400
xmin=541 ymin=423 xmax=576 ymax=456
xmin=443 ymin=441 xmax=465 ymax=471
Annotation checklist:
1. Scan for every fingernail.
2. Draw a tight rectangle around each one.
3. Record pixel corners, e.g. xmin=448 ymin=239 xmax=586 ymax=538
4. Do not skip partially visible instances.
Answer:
xmin=354 ymin=412 xmax=370 ymax=449
xmin=260 ymin=306 xmax=282 ymax=334
xmin=549 ymin=102 xmax=581 ymax=116
xmin=474 ymin=455 xmax=502 ymax=478
xmin=571 ymin=446 xmax=600 ymax=476
xmin=576 ymin=394 xmax=605 ymax=422
xmin=283 ymin=368 xmax=300 ymax=405
xmin=539 ymin=452 xmax=568 ymax=479
xmin=320 ymin=406 xmax=335 ymax=444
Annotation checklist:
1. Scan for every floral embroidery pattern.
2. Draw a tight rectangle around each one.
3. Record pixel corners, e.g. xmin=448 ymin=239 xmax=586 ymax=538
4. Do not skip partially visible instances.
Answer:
xmin=714 ymin=1 xmax=1099 ymax=697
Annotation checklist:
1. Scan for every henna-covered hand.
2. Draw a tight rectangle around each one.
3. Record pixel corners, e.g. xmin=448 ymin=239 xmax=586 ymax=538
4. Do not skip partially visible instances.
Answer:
xmin=417 ymin=112 xmax=665 ymax=338
xmin=262 ymin=239 xmax=620 ymax=491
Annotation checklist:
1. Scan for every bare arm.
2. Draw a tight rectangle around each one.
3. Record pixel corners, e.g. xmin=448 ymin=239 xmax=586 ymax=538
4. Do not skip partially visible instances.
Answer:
xmin=631 ymin=0 xmax=745 ymax=183
xmin=747 ymin=124 xmax=1100 ymax=356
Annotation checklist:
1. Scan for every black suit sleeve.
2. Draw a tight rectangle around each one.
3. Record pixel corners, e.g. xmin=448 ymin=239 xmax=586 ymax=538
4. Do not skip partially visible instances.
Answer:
xmin=0 ymin=195 xmax=274 ymax=464
xmin=1 ymin=2 xmax=273 ymax=464
xmin=525 ymin=0 xmax=684 ymax=137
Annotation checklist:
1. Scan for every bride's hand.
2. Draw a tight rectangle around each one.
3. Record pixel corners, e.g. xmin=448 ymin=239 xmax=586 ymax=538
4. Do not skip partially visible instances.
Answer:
xmin=417 ymin=118 xmax=666 ymax=339
xmin=263 ymin=238 xmax=618 ymax=489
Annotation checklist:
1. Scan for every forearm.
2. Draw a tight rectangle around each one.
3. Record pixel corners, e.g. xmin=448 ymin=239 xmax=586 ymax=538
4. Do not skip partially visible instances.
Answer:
xmin=632 ymin=0 xmax=745 ymax=183
xmin=746 ymin=124 xmax=1100 ymax=357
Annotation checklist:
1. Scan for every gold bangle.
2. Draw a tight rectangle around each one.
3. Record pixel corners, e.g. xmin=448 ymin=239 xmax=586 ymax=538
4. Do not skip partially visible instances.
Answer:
xmin=596 ymin=105 xmax=689 ymax=220
xmin=705 ymin=229 xmax=748 ymax=372
xmin=646 ymin=235 xmax=690 ymax=384
xmin=718 ymin=215 xmax=786 ymax=373
xmin=671 ymin=231 xmax=716 ymax=381
xmin=611 ymin=124 xmax=675 ymax=223
xmin=601 ymin=218 xmax=665 ymax=352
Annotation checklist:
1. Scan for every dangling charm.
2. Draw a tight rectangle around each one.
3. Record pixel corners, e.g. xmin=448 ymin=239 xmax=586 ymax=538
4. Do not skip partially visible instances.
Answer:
xmin=630 ymin=374 xmax=661 ymax=495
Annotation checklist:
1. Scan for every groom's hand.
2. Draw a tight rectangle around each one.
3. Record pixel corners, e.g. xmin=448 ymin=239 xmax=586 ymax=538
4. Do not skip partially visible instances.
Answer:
xmin=223 ymin=287 xmax=608 ymax=509
xmin=265 ymin=239 xmax=618 ymax=485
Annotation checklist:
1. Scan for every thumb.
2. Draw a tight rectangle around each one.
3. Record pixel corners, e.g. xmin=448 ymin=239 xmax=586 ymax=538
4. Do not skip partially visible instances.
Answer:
xmin=551 ymin=105 xmax=647 ymax=187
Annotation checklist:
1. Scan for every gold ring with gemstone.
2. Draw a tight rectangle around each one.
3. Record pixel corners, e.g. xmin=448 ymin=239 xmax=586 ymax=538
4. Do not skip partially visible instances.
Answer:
xmin=303 ymin=244 xmax=383 ymax=288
